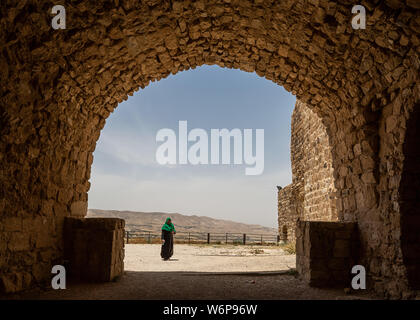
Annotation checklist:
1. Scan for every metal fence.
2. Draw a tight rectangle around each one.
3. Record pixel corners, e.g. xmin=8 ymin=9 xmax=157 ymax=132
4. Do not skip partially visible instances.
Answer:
xmin=125 ymin=228 xmax=280 ymax=245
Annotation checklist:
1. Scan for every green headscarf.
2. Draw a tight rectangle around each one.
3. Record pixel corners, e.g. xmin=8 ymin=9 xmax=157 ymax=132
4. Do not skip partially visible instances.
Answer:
xmin=162 ymin=217 xmax=175 ymax=232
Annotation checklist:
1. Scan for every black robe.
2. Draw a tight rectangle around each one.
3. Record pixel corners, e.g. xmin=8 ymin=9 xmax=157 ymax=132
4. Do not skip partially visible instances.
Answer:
xmin=161 ymin=229 xmax=174 ymax=259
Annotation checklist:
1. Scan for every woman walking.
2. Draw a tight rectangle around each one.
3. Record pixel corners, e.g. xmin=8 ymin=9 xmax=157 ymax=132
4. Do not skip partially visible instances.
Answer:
xmin=161 ymin=217 xmax=176 ymax=261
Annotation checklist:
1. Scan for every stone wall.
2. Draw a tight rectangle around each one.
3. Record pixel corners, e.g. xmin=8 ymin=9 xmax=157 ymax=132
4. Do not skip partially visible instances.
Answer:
xmin=277 ymin=185 xmax=298 ymax=242
xmin=292 ymin=101 xmax=338 ymax=222
xmin=278 ymin=100 xmax=338 ymax=242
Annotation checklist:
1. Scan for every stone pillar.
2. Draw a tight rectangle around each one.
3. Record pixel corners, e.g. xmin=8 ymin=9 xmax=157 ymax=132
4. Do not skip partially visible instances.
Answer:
xmin=64 ymin=217 xmax=125 ymax=282
xmin=277 ymin=185 xmax=299 ymax=242
xmin=296 ymin=220 xmax=360 ymax=287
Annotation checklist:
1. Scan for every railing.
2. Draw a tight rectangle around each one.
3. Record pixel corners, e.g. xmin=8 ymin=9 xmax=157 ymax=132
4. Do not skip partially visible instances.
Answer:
xmin=125 ymin=229 xmax=280 ymax=245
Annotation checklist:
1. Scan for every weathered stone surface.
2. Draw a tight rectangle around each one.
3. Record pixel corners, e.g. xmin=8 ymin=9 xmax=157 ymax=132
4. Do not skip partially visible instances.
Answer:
xmin=64 ymin=217 xmax=125 ymax=282
xmin=296 ymin=221 xmax=360 ymax=288
xmin=277 ymin=185 xmax=299 ymax=242
xmin=70 ymin=201 xmax=88 ymax=217
xmin=278 ymin=101 xmax=338 ymax=242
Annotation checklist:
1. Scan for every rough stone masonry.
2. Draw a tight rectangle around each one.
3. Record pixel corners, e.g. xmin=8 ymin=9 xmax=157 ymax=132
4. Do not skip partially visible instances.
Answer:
xmin=278 ymin=100 xmax=338 ymax=243
xmin=0 ymin=0 xmax=419 ymax=299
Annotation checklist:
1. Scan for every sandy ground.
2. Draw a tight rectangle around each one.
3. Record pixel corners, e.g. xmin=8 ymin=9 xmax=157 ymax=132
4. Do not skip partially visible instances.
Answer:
xmin=10 ymin=244 xmax=374 ymax=300
xmin=125 ymin=244 xmax=296 ymax=273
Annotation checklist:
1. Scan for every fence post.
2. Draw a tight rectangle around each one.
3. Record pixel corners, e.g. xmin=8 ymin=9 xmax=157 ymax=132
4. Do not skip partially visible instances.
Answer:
xmin=126 ymin=231 xmax=129 ymax=244
xmin=261 ymin=234 xmax=263 ymax=245
xmin=207 ymin=233 xmax=210 ymax=244
xmin=243 ymin=233 xmax=246 ymax=245
xmin=277 ymin=235 xmax=280 ymax=245
xmin=188 ymin=232 xmax=190 ymax=244
xmin=148 ymin=231 xmax=151 ymax=244
xmin=226 ymin=233 xmax=228 ymax=244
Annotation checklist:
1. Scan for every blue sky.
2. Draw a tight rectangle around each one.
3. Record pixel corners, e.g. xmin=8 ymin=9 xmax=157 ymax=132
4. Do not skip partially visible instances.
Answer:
xmin=88 ymin=65 xmax=296 ymax=228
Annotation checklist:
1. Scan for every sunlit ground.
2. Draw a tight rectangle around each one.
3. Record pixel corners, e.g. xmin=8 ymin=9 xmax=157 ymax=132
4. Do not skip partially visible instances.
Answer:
xmin=124 ymin=244 xmax=296 ymax=273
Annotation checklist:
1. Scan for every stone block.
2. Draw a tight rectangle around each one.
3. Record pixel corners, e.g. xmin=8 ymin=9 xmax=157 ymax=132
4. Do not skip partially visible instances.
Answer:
xmin=333 ymin=239 xmax=350 ymax=258
xmin=64 ymin=217 xmax=125 ymax=282
xmin=8 ymin=232 xmax=30 ymax=251
xmin=4 ymin=217 xmax=22 ymax=232
xmin=296 ymin=220 xmax=360 ymax=287
xmin=70 ymin=201 xmax=88 ymax=217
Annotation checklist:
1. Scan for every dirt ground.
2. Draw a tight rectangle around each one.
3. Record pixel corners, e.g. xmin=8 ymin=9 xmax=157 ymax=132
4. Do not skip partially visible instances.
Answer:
xmin=125 ymin=244 xmax=296 ymax=273
xmin=11 ymin=244 xmax=374 ymax=300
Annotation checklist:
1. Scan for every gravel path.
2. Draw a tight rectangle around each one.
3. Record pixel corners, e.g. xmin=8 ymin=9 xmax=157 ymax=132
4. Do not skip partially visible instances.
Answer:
xmin=11 ymin=244 xmax=374 ymax=300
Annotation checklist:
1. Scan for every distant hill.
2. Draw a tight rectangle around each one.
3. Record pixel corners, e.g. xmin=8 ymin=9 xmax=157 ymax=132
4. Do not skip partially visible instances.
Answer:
xmin=87 ymin=209 xmax=277 ymax=235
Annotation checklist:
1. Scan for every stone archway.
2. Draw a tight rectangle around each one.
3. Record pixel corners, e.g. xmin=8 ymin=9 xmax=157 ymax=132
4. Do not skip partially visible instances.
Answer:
xmin=0 ymin=1 xmax=419 ymax=297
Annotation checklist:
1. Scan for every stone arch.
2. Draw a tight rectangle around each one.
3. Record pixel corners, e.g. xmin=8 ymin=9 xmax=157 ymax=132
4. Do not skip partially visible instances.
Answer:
xmin=0 ymin=1 xmax=418 ymax=297
xmin=400 ymin=103 xmax=420 ymax=290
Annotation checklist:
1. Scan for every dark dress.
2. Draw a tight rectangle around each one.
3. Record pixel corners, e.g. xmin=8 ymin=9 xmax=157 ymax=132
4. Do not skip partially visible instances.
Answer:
xmin=161 ymin=230 xmax=174 ymax=260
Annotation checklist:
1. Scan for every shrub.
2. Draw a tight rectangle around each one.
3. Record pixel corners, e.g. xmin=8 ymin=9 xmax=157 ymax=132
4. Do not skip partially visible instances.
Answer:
xmin=280 ymin=242 xmax=296 ymax=254
xmin=250 ymin=248 xmax=265 ymax=255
